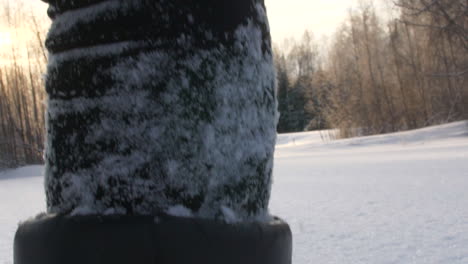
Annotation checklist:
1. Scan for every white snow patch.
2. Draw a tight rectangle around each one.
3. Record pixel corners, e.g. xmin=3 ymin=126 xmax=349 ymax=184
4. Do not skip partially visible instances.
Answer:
xmin=220 ymin=206 xmax=239 ymax=223
xmin=103 ymin=207 xmax=126 ymax=215
xmin=166 ymin=205 xmax=193 ymax=218
xmin=48 ymin=41 xmax=150 ymax=68
xmin=70 ymin=206 xmax=97 ymax=216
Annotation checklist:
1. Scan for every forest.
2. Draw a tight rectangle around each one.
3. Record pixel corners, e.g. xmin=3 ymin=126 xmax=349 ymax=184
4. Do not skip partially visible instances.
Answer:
xmin=276 ymin=0 xmax=467 ymax=136
xmin=0 ymin=0 xmax=467 ymax=168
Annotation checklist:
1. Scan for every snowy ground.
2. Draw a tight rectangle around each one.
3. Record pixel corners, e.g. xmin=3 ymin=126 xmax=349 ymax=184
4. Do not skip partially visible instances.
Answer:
xmin=1 ymin=121 xmax=468 ymax=263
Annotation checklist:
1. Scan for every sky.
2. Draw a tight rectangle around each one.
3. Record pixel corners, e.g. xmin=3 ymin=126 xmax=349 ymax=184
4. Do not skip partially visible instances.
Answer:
xmin=1 ymin=0 xmax=362 ymax=42
xmin=265 ymin=0 xmax=362 ymax=42
xmin=0 ymin=0 xmax=390 ymax=59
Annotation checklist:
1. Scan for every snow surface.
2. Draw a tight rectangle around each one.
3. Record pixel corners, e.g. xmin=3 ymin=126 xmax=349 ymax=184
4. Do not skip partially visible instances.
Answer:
xmin=1 ymin=121 xmax=468 ymax=263
xmin=165 ymin=205 xmax=193 ymax=218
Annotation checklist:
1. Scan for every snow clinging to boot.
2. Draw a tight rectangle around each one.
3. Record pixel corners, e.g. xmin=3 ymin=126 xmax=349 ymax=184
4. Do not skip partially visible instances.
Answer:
xmin=43 ymin=0 xmax=277 ymax=220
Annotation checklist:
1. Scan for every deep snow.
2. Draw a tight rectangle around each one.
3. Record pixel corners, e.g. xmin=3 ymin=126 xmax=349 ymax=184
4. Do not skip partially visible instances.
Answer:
xmin=1 ymin=121 xmax=468 ymax=263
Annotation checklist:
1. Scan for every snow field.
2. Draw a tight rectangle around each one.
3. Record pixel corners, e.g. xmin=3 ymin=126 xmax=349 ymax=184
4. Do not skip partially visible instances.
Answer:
xmin=0 ymin=166 xmax=45 ymax=264
xmin=270 ymin=121 xmax=468 ymax=263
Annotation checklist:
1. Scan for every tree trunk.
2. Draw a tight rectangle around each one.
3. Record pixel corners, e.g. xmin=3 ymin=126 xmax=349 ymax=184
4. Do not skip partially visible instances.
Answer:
xmin=404 ymin=23 xmax=430 ymax=124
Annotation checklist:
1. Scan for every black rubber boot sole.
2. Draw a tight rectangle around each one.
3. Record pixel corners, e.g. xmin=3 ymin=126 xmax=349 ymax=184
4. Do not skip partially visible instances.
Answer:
xmin=14 ymin=214 xmax=292 ymax=264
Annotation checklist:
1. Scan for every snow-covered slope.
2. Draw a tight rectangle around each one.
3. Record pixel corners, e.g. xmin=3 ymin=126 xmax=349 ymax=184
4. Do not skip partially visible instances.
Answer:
xmin=0 ymin=166 xmax=45 ymax=263
xmin=1 ymin=121 xmax=468 ymax=263
xmin=272 ymin=121 xmax=468 ymax=264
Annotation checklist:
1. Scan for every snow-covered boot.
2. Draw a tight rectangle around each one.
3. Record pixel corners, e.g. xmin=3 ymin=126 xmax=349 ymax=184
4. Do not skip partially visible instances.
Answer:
xmin=15 ymin=1 xmax=291 ymax=263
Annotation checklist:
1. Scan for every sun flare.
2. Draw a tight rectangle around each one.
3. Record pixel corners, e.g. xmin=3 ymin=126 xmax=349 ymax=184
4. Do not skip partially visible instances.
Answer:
xmin=0 ymin=31 xmax=12 ymax=46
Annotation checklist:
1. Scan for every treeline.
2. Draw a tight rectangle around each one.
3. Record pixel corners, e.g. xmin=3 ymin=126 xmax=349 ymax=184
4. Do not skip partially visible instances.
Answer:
xmin=0 ymin=1 xmax=48 ymax=168
xmin=275 ymin=0 xmax=467 ymax=137
xmin=274 ymin=32 xmax=330 ymax=133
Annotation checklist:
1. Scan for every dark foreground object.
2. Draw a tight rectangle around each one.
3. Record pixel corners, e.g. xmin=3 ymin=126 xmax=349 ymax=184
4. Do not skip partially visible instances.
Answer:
xmin=14 ymin=214 xmax=292 ymax=264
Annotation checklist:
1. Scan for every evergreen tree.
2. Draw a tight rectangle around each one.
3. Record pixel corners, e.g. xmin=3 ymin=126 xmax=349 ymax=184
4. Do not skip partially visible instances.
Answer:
xmin=288 ymin=76 xmax=309 ymax=131
xmin=274 ymin=31 xmax=322 ymax=132
xmin=276 ymin=55 xmax=291 ymax=133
